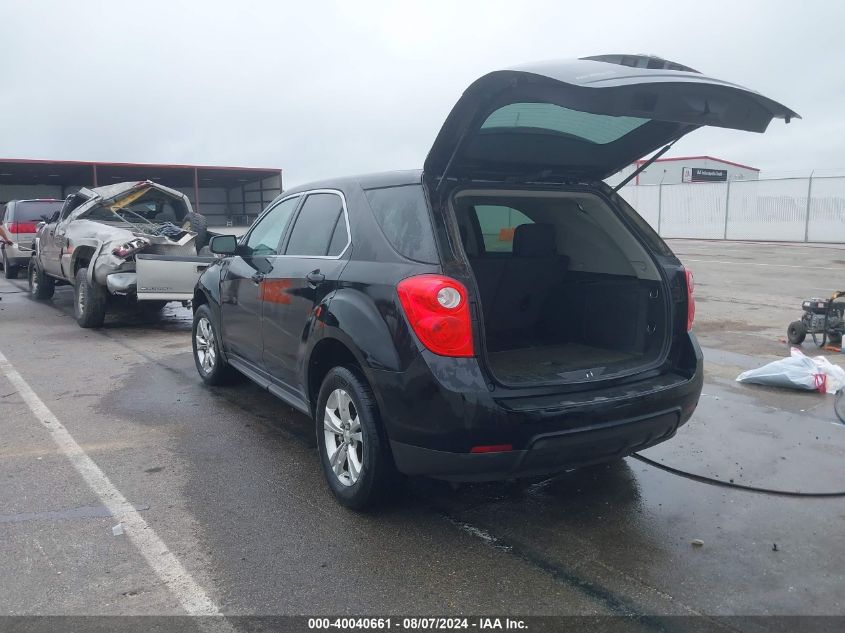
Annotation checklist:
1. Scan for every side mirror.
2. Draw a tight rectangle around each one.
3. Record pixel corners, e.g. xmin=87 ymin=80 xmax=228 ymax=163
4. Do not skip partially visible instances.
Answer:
xmin=209 ymin=234 xmax=238 ymax=255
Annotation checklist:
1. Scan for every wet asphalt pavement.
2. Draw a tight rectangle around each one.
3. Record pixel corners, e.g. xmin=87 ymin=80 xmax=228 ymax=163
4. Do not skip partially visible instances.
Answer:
xmin=1 ymin=240 xmax=844 ymax=623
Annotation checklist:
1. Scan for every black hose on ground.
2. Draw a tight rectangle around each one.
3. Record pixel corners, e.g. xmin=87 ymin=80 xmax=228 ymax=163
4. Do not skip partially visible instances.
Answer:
xmin=631 ymin=453 xmax=845 ymax=498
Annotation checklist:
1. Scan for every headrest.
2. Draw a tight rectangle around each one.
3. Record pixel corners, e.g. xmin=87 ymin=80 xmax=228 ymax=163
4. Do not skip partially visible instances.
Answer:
xmin=513 ymin=223 xmax=556 ymax=257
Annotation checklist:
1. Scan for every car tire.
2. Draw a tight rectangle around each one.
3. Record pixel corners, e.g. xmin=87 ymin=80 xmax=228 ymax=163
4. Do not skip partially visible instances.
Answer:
xmin=74 ymin=267 xmax=108 ymax=328
xmin=29 ymin=260 xmax=55 ymax=300
xmin=182 ymin=212 xmax=209 ymax=253
xmin=316 ymin=366 xmax=401 ymax=510
xmin=3 ymin=250 xmax=18 ymax=279
xmin=192 ymin=304 xmax=240 ymax=385
xmin=787 ymin=320 xmax=807 ymax=345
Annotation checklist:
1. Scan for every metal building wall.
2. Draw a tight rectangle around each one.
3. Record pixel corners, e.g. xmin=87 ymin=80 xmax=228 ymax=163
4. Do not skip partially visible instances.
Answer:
xmin=618 ymin=176 xmax=845 ymax=242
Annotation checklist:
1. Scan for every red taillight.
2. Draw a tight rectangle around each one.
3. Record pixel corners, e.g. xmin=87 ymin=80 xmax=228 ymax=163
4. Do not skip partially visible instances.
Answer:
xmin=685 ymin=268 xmax=695 ymax=331
xmin=112 ymin=237 xmax=149 ymax=259
xmin=470 ymin=444 xmax=513 ymax=454
xmin=8 ymin=222 xmax=37 ymax=234
xmin=396 ymin=274 xmax=474 ymax=357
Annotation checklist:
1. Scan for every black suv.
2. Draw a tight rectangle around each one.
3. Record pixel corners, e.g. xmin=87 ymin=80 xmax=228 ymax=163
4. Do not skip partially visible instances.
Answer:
xmin=192 ymin=55 xmax=797 ymax=508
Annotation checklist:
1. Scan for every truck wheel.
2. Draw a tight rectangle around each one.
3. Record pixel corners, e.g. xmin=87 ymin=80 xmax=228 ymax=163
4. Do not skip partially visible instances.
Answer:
xmin=182 ymin=212 xmax=209 ymax=252
xmin=3 ymin=250 xmax=18 ymax=279
xmin=29 ymin=260 xmax=55 ymax=300
xmin=316 ymin=366 xmax=401 ymax=510
xmin=192 ymin=304 xmax=240 ymax=385
xmin=787 ymin=320 xmax=807 ymax=345
xmin=74 ymin=267 xmax=108 ymax=328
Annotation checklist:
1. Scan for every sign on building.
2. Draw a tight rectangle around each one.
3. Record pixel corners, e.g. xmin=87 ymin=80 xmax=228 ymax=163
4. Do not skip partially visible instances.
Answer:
xmin=682 ymin=167 xmax=728 ymax=183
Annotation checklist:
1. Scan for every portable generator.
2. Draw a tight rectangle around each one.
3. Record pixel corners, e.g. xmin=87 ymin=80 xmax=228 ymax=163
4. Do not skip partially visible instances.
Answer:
xmin=788 ymin=291 xmax=845 ymax=347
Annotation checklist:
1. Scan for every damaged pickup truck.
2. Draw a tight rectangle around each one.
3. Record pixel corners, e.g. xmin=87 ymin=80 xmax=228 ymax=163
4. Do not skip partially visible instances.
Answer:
xmin=29 ymin=180 xmax=216 ymax=328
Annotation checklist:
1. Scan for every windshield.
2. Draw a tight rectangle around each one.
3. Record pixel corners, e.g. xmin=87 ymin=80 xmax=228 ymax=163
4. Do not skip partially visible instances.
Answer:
xmin=15 ymin=200 xmax=64 ymax=222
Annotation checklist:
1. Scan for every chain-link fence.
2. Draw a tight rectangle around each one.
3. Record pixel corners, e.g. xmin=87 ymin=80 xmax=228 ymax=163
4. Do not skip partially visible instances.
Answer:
xmin=617 ymin=176 xmax=845 ymax=242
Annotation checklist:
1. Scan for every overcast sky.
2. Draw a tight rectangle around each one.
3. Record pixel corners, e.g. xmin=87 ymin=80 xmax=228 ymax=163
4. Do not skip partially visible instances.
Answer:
xmin=2 ymin=0 xmax=843 ymax=186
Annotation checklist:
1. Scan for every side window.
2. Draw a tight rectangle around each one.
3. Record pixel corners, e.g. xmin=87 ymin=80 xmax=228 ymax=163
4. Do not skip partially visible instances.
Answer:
xmin=243 ymin=196 xmax=300 ymax=256
xmin=364 ymin=185 xmax=438 ymax=263
xmin=285 ymin=192 xmax=347 ymax=257
xmin=326 ymin=214 xmax=348 ymax=257
xmin=472 ymin=205 xmax=533 ymax=253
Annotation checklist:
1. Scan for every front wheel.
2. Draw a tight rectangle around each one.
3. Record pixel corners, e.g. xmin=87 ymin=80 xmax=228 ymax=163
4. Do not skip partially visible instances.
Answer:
xmin=316 ymin=366 xmax=401 ymax=510
xmin=29 ymin=260 xmax=55 ymax=300
xmin=74 ymin=267 xmax=108 ymax=328
xmin=192 ymin=304 xmax=240 ymax=385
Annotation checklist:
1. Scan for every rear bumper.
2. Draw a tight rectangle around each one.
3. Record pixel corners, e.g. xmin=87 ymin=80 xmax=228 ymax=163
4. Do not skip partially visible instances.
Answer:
xmin=371 ymin=334 xmax=703 ymax=481
xmin=390 ymin=408 xmax=681 ymax=481
xmin=3 ymin=240 xmax=35 ymax=266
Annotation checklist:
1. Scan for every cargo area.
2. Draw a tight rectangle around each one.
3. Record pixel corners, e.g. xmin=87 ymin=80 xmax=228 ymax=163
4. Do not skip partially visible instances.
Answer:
xmin=453 ymin=189 xmax=669 ymax=385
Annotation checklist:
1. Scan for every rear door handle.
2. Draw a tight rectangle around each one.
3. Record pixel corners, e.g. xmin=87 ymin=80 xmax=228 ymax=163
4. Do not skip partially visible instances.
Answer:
xmin=251 ymin=272 xmax=265 ymax=284
xmin=306 ymin=270 xmax=325 ymax=286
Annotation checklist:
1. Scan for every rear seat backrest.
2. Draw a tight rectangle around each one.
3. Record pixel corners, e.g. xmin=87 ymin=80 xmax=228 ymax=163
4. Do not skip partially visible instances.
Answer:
xmin=488 ymin=223 xmax=568 ymax=333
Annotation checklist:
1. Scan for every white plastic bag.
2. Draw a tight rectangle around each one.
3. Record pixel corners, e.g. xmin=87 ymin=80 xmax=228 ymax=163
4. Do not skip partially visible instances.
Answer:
xmin=736 ymin=353 xmax=822 ymax=391
xmin=736 ymin=348 xmax=845 ymax=394
xmin=796 ymin=348 xmax=845 ymax=394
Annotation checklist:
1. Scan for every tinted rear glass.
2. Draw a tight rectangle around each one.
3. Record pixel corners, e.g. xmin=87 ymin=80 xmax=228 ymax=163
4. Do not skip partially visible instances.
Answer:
xmin=481 ymin=103 xmax=648 ymax=144
xmin=14 ymin=200 xmax=63 ymax=222
xmin=364 ymin=185 xmax=438 ymax=264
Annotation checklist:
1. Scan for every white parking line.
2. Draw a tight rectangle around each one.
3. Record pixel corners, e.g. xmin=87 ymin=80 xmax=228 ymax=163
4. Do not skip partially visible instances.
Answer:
xmin=684 ymin=258 xmax=845 ymax=271
xmin=0 ymin=348 xmax=226 ymax=619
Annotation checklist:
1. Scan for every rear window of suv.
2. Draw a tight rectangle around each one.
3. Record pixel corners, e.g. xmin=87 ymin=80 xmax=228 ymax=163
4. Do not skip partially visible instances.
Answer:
xmin=364 ymin=185 xmax=438 ymax=264
xmin=481 ymin=103 xmax=648 ymax=145
xmin=13 ymin=200 xmax=63 ymax=222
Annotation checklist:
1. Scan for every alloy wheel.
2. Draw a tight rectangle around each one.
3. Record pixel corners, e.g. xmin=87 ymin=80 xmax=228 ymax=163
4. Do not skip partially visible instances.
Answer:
xmin=323 ymin=388 xmax=363 ymax=486
xmin=195 ymin=317 xmax=217 ymax=374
